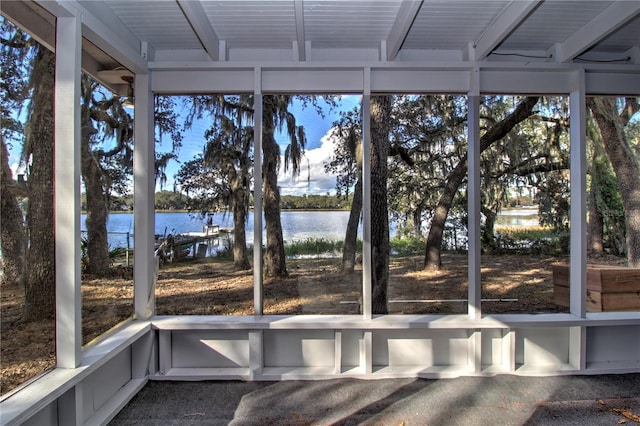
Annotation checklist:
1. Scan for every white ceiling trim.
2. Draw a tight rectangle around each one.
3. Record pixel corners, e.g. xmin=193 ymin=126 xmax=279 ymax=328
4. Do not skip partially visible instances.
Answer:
xmin=1 ymin=0 xmax=56 ymax=51
xmin=176 ymin=0 xmax=220 ymax=62
xmin=386 ymin=0 xmax=423 ymax=61
xmin=294 ymin=0 xmax=306 ymax=61
xmin=473 ymin=0 xmax=543 ymax=61
xmin=38 ymin=0 xmax=147 ymax=73
xmin=556 ymin=1 xmax=640 ymax=63
xmin=151 ymin=65 xmax=640 ymax=97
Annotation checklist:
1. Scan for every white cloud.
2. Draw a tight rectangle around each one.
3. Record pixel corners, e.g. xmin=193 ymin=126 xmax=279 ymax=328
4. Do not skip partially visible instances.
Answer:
xmin=278 ymin=128 xmax=340 ymax=196
xmin=10 ymin=162 xmax=26 ymax=179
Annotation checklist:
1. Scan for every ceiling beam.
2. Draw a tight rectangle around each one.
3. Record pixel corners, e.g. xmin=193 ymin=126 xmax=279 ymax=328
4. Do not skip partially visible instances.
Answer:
xmin=473 ymin=0 xmax=542 ymax=61
xmin=556 ymin=1 xmax=640 ymax=62
xmin=386 ymin=0 xmax=423 ymax=61
xmin=1 ymin=0 xmax=56 ymax=51
xmin=176 ymin=0 xmax=220 ymax=62
xmin=294 ymin=0 xmax=306 ymax=61
xmin=35 ymin=0 xmax=148 ymax=73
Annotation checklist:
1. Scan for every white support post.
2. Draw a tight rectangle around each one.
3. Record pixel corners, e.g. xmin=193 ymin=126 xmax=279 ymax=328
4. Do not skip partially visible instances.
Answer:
xmin=362 ymin=331 xmax=373 ymax=374
xmin=158 ymin=330 xmax=172 ymax=375
xmin=569 ymin=70 xmax=588 ymax=372
xmin=503 ymin=329 xmax=515 ymax=371
xmin=253 ymin=68 xmax=264 ymax=315
xmin=569 ymin=69 xmax=587 ymax=318
xmin=569 ymin=326 xmax=586 ymax=370
xmin=55 ymin=14 xmax=82 ymax=369
xmin=249 ymin=330 xmax=263 ymax=377
xmin=362 ymin=68 xmax=372 ymax=319
xmin=334 ymin=331 xmax=342 ymax=374
xmin=132 ymin=331 xmax=155 ymax=378
xmin=58 ymin=383 xmax=83 ymax=425
xmin=134 ymin=73 xmax=155 ymax=320
xmin=467 ymin=84 xmax=482 ymax=320
xmin=468 ymin=330 xmax=482 ymax=373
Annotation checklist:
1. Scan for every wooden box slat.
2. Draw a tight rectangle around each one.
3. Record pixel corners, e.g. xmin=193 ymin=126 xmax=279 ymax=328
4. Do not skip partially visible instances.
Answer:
xmin=552 ymin=264 xmax=640 ymax=312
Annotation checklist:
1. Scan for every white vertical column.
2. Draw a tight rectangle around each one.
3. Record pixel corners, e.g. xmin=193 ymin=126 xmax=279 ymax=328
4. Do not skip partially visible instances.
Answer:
xmin=55 ymin=14 xmax=82 ymax=369
xmin=58 ymin=384 xmax=83 ymax=425
xmin=467 ymin=69 xmax=482 ymax=320
xmin=569 ymin=70 xmax=587 ymax=372
xmin=570 ymin=69 xmax=587 ymax=318
xmin=134 ymin=73 xmax=155 ymax=319
xmin=253 ymin=68 xmax=264 ymax=315
xmin=361 ymin=68 xmax=372 ymax=320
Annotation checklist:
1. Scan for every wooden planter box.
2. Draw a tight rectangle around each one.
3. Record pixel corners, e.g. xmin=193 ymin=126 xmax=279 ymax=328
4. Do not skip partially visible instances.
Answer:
xmin=553 ymin=264 xmax=640 ymax=312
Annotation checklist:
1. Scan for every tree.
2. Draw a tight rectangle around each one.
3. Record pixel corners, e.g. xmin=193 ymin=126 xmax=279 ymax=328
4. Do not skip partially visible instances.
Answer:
xmin=262 ymin=95 xmax=307 ymax=277
xmin=22 ymin=44 xmax=55 ymax=320
xmin=483 ymin=97 xmax=571 ymax=248
xmin=80 ymin=75 xmax=133 ymax=276
xmin=424 ymin=96 xmax=539 ymax=269
xmin=387 ymin=95 xmax=467 ymax=243
xmin=175 ymin=156 xmax=225 ymax=212
xmin=203 ymin=109 xmax=253 ymax=270
xmin=154 ymin=96 xmax=183 ymax=190
xmin=587 ymin=97 xmax=640 ymax=267
xmin=0 ymin=19 xmax=29 ymax=287
xmin=370 ymin=95 xmax=393 ymax=314
xmin=155 ymin=190 xmax=186 ymax=210
xmin=1 ymin=140 xmax=26 ymax=286
xmin=325 ymin=107 xmax=362 ymax=272
xmin=80 ymin=90 xmax=181 ymax=276
xmin=180 ymin=94 xmax=254 ymax=269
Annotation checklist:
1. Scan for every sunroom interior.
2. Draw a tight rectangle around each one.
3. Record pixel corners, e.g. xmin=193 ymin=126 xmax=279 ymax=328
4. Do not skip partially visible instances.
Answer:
xmin=1 ymin=1 xmax=639 ymax=425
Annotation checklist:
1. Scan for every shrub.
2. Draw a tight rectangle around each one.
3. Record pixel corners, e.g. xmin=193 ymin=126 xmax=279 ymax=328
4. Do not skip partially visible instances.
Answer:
xmin=390 ymin=237 xmax=425 ymax=256
xmin=285 ymin=238 xmax=343 ymax=257
xmin=495 ymin=226 xmax=569 ymax=255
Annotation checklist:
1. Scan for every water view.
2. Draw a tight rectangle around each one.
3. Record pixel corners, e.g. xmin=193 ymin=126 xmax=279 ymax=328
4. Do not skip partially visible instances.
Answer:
xmin=82 ymin=209 xmax=538 ymax=250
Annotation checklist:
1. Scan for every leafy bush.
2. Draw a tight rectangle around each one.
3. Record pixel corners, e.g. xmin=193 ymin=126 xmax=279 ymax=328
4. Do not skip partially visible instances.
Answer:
xmin=495 ymin=226 xmax=569 ymax=255
xmin=390 ymin=237 xmax=425 ymax=256
xmin=285 ymin=238 xmax=344 ymax=257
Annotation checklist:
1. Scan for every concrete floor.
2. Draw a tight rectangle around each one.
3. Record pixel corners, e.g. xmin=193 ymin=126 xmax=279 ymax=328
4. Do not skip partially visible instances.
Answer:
xmin=109 ymin=373 xmax=640 ymax=425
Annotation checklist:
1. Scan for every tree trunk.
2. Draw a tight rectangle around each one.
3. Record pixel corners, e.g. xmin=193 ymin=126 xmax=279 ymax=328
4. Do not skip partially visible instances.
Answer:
xmin=481 ymin=206 xmax=498 ymax=253
xmin=262 ymin=98 xmax=287 ymax=277
xmin=424 ymin=96 xmax=539 ymax=270
xmin=587 ymin=172 xmax=604 ymax=255
xmin=342 ymin=177 xmax=362 ymax=272
xmin=587 ymin=97 xmax=640 ymax=267
xmin=424 ymin=161 xmax=466 ymax=269
xmin=23 ymin=46 xmax=55 ymax=321
xmin=231 ymin=175 xmax=251 ymax=270
xmin=370 ymin=95 xmax=392 ymax=314
xmin=1 ymin=140 xmax=26 ymax=287
xmin=412 ymin=207 xmax=422 ymax=239
xmin=81 ymin=141 xmax=111 ymax=276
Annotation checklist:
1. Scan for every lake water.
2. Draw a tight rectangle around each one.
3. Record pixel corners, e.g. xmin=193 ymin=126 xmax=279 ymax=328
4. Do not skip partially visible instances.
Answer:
xmin=82 ymin=209 xmax=538 ymax=249
xmin=82 ymin=211 xmax=359 ymax=249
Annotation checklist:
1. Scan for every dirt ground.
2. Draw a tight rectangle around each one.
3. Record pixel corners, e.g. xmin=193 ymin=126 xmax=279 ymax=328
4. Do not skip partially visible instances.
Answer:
xmin=0 ymin=253 xmax=626 ymax=396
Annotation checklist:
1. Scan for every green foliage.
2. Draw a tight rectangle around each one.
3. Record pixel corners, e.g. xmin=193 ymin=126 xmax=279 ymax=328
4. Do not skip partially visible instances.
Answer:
xmin=155 ymin=190 xmax=188 ymax=211
xmin=175 ymin=155 xmax=226 ymax=214
xmin=280 ymin=194 xmax=350 ymax=210
xmin=284 ymin=238 xmax=344 ymax=257
xmin=494 ymin=226 xmax=569 ymax=255
xmin=390 ymin=237 xmax=425 ymax=256
xmin=591 ymin=156 xmax=626 ymax=255
xmin=535 ymin=171 xmax=570 ymax=233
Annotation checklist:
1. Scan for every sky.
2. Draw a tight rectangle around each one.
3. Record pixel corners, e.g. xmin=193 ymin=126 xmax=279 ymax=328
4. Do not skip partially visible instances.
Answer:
xmin=7 ymin=94 xmax=361 ymax=197
xmin=161 ymin=94 xmax=362 ymax=196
